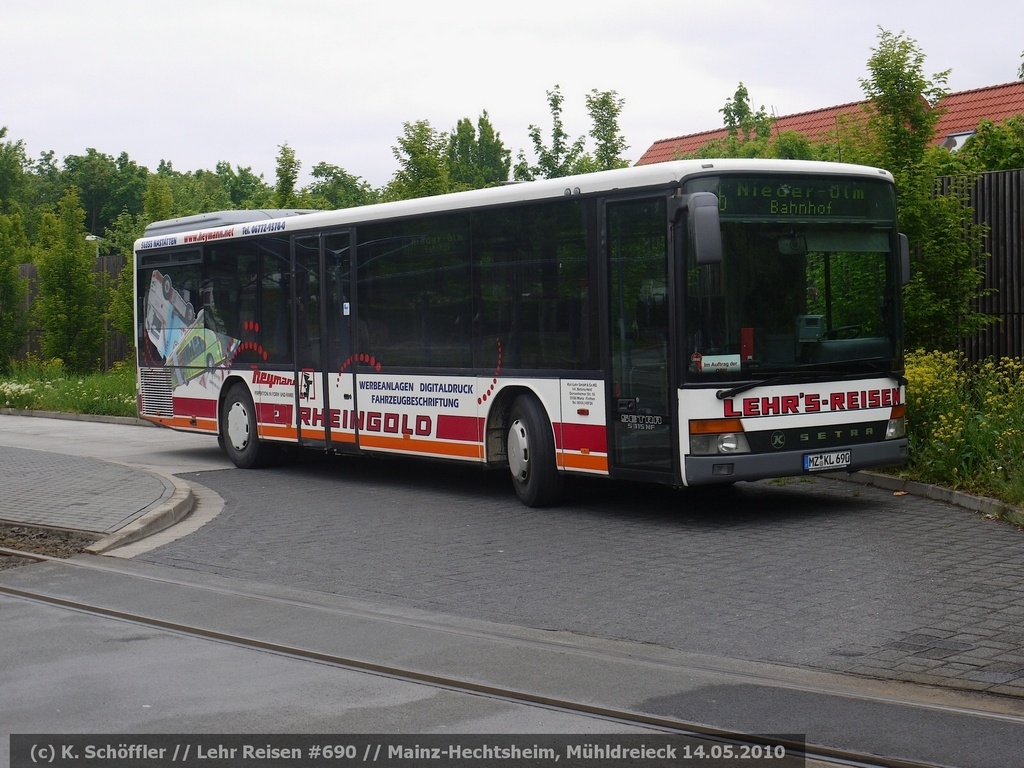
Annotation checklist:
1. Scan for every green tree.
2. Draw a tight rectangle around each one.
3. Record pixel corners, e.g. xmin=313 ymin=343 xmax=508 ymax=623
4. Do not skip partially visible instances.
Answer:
xmin=696 ymin=83 xmax=822 ymax=160
xmin=216 ymin=161 xmax=273 ymax=208
xmin=307 ymin=163 xmax=378 ymax=209
xmin=859 ymin=28 xmax=949 ymax=175
xmin=0 ymin=211 xmax=29 ymax=373
xmin=143 ymin=174 xmax=175 ymax=224
xmin=105 ymin=210 xmax=143 ymax=346
xmin=385 ymin=120 xmax=450 ymax=200
xmin=678 ymin=84 xmax=822 ymax=161
xmin=772 ymin=131 xmax=819 ymax=160
xmin=958 ymin=116 xmax=1024 ymax=171
xmin=274 ymin=143 xmax=301 ymax=208
xmin=155 ymin=163 xmax=231 ymax=217
xmin=58 ymin=150 xmax=112 ymax=233
xmin=860 ymin=28 xmax=988 ymax=350
xmin=582 ymin=89 xmax=630 ymax=172
xmin=109 ymin=152 xmax=149 ymax=221
xmin=22 ymin=150 xmax=64 ymax=235
xmin=514 ymin=85 xmax=588 ymax=180
xmin=62 ymin=149 xmax=147 ymax=236
xmin=720 ymin=82 xmax=773 ymax=142
xmin=898 ymin=162 xmax=990 ymax=350
xmin=0 ymin=126 xmax=29 ymax=213
xmin=446 ymin=111 xmax=511 ymax=190
xmin=32 ymin=188 xmax=104 ymax=372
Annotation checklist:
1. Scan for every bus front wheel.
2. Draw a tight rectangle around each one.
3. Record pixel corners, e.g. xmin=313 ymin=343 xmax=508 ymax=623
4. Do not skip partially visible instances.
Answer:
xmin=507 ymin=395 xmax=562 ymax=507
xmin=221 ymin=385 xmax=274 ymax=469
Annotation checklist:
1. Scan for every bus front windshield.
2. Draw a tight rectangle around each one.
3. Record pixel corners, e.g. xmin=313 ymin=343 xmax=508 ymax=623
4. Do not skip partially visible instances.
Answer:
xmin=683 ymin=175 xmax=903 ymax=382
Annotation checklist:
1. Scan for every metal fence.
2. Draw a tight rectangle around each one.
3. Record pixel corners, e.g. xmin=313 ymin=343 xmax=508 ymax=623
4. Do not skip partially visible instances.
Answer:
xmin=956 ymin=168 xmax=1024 ymax=362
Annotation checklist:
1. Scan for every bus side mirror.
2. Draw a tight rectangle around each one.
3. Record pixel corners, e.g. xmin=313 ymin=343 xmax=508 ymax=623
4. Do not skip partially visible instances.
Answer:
xmin=687 ymin=192 xmax=723 ymax=265
xmin=899 ymin=233 xmax=910 ymax=285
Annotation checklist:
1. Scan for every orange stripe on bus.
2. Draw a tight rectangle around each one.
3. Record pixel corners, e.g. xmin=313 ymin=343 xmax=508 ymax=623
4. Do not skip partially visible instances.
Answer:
xmin=147 ymin=415 xmax=217 ymax=433
xmin=558 ymin=452 xmax=609 ymax=473
xmin=259 ymin=424 xmax=299 ymax=441
xmin=358 ymin=434 xmax=484 ymax=459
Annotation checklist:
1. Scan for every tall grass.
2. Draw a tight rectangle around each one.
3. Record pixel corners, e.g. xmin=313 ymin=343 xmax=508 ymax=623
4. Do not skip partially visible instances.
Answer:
xmin=0 ymin=356 xmax=136 ymax=418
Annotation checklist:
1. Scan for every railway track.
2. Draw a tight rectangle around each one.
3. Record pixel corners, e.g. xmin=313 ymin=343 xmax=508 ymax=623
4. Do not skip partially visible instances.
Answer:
xmin=2 ymin=548 xmax=1021 ymax=768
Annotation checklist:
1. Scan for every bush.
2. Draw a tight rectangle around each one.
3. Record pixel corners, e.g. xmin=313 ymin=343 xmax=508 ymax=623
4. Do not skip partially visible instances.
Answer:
xmin=905 ymin=350 xmax=1024 ymax=503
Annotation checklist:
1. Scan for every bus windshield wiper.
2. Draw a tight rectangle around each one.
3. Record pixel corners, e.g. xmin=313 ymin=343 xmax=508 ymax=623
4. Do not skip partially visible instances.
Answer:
xmin=716 ymin=373 xmax=820 ymax=400
xmin=715 ymin=358 xmax=906 ymax=400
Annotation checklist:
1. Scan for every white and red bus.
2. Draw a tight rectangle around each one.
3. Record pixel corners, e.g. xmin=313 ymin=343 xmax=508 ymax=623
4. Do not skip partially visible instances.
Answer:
xmin=134 ymin=159 xmax=910 ymax=506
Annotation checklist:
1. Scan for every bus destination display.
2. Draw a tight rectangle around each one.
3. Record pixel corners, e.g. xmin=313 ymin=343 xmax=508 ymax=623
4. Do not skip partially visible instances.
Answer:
xmin=714 ymin=177 xmax=894 ymax=220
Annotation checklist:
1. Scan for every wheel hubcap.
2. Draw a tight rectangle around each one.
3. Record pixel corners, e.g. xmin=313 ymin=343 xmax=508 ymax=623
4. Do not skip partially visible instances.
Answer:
xmin=226 ymin=401 xmax=251 ymax=451
xmin=508 ymin=419 xmax=530 ymax=481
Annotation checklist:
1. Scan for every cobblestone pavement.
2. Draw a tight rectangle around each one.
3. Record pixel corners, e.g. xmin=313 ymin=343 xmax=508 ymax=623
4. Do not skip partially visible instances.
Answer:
xmin=0 ymin=444 xmax=174 ymax=534
xmin=134 ymin=456 xmax=1024 ymax=698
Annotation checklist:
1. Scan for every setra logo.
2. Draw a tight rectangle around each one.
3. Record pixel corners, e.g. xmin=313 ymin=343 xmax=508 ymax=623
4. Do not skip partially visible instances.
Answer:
xmin=771 ymin=431 xmax=786 ymax=450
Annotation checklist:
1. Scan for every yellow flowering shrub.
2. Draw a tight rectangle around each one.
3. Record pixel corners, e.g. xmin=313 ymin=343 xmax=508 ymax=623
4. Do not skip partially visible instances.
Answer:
xmin=905 ymin=350 xmax=1024 ymax=503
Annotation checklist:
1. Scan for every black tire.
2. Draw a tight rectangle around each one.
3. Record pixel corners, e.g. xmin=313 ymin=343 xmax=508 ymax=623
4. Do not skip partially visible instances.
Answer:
xmin=220 ymin=384 xmax=274 ymax=468
xmin=506 ymin=394 xmax=562 ymax=507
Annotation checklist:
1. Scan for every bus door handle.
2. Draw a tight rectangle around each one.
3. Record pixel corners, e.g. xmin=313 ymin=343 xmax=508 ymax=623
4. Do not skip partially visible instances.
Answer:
xmin=617 ymin=398 xmax=637 ymax=414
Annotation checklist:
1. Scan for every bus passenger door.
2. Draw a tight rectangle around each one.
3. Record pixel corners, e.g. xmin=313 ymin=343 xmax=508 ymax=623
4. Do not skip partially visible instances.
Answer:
xmin=293 ymin=231 xmax=355 ymax=449
xmin=606 ymin=198 xmax=676 ymax=478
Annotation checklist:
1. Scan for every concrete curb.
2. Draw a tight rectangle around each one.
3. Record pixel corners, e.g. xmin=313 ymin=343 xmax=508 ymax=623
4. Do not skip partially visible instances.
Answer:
xmin=832 ymin=470 xmax=1024 ymax=529
xmin=0 ymin=407 xmax=151 ymax=427
xmin=85 ymin=474 xmax=195 ymax=555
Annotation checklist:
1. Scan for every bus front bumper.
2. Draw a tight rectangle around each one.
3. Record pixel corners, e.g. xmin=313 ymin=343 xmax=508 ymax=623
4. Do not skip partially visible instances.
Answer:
xmin=683 ymin=439 xmax=909 ymax=486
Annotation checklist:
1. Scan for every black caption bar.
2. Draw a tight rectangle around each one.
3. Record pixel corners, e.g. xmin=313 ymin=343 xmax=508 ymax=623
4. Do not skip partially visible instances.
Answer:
xmin=11 ymin=734 xmax=805 ymax=768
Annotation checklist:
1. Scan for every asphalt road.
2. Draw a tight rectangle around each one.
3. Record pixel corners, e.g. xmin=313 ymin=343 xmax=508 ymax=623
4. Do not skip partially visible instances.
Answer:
xmin=134 ymin=450 xmax=1024 ymax=696
xmin=3 ymin=414 xmax=1024 ymax=766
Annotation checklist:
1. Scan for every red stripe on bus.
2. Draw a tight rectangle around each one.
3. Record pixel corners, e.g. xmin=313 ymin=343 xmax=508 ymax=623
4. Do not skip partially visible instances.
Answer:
xmin=557 ymin=422 xmax=607 ymax=453
xmin=256 ymin=403 xmax=293 ymax=424
xmin=173 ymin=396 xmax=218 ymax=419
xmin=436 ymin=414 xmax=484 ymax=442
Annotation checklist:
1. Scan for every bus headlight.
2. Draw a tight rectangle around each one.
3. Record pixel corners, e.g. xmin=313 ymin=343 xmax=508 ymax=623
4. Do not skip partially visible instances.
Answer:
xmin=886 ymin=404 xmax=906 ymax=440
xmin=689 ymin=419 xmax=751 ymax=455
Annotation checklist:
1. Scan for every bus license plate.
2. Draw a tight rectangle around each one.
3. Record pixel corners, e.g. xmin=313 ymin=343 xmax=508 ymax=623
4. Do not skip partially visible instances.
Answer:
xmin=803 ymin=450 xmax=851 ymax=472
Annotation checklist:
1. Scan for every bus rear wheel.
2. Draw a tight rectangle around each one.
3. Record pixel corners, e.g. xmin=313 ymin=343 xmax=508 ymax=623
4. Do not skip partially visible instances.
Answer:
xmin=507 ymin=394 xmax=562 ymax=507
xmin=221 ymin=384 xmax=274 ymax=468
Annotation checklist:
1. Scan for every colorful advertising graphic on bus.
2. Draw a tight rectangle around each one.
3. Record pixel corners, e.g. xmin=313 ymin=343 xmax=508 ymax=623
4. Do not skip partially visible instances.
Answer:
xmin=143 ymin=270 xmax=239 ymax=390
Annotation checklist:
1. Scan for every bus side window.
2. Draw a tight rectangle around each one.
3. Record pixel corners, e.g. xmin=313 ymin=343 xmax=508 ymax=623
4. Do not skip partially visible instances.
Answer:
xmin=259 ymin=241 xmax=291 ymax=363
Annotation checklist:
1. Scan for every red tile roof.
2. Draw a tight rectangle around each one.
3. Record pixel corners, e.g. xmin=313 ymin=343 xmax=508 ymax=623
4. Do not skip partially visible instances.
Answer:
xmin=636 ymin=81 xmax=1024 ymax=164
xmin=934 ymin=81 xmax=1024 ymax=145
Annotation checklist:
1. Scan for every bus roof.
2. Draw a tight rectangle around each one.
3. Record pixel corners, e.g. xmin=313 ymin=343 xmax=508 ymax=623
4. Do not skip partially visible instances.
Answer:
xmin=143 ymin=209 xmax=318 ymax=238
xmin=133 ymin=159 xmax=895 ymax=254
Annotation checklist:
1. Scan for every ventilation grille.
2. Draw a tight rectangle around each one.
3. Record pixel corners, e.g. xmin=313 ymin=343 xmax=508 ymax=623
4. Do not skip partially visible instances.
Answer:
xmin=139 ymin=367 xmax=174 ymax=417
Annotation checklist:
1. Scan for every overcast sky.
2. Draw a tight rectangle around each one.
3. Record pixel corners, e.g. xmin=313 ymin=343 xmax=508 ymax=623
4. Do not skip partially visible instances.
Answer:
xmin=4 ymin=0 xmax=1020 ymax=189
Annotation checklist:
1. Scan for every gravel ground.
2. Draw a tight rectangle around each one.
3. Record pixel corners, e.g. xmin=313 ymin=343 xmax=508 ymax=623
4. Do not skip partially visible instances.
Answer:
xmin=0 ymin=524 xmax=97 ymax=570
